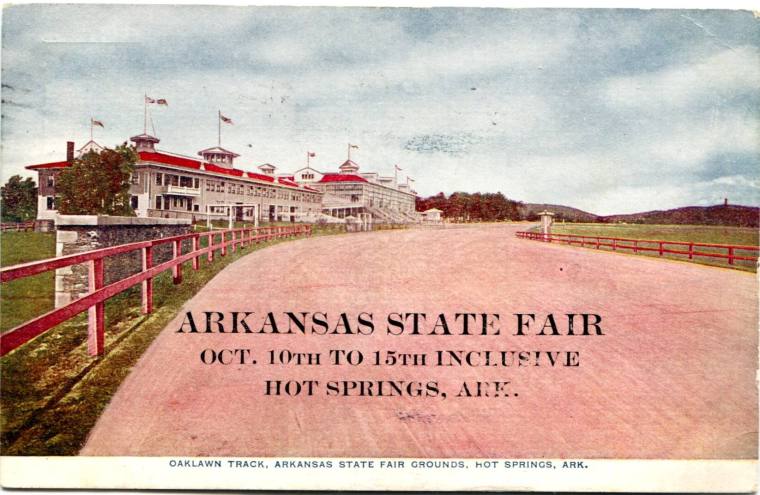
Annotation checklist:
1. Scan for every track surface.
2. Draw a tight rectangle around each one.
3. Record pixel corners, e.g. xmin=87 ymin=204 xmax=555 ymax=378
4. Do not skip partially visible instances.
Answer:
xmin=82 ymin=225 xmax=758 ymax=458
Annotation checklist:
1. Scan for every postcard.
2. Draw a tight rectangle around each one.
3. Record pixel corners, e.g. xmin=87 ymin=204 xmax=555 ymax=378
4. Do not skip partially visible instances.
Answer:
xmin=0 ymin=4 xmax=757 ymax=492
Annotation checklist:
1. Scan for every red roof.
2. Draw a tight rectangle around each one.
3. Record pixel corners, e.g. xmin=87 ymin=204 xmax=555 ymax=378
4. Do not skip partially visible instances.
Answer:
xmin=247 ymin=171 xmax=275 ymax=183
xmin=26 ymin=160 xmax=70 ymax=170
xmin=278 ymin=177 xmax=301 ymax=188
xmin=319 ymin=173 xmax=368 ymax=183
xmin=27 ymin=150 xmax=317 ymax=193
xmin=203 ymin=162 xmax=244 ymax=177
xmin=139 ymin=151 xmax=202 ymax=170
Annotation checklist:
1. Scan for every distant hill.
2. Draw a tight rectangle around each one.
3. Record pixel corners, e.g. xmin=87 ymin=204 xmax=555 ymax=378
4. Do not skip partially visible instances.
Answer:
xmin=600 ymin=204 xmax=759 ymax=228
xmin=520 ymin=202 xmax=758 ymax=227
xmin=520 ymin=203 xmax=599 ymax=223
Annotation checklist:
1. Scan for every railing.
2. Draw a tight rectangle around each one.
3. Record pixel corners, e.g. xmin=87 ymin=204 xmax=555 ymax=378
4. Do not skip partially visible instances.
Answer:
xmin=516 ymin=231 xmax=759 ymax=268
xmin=162 ymin=185 xmax=201 ymax=197
xmin=0 ymin=224 xmax=311 ymax=357
xmin=0 ymin=221 xmax=35 ymax=232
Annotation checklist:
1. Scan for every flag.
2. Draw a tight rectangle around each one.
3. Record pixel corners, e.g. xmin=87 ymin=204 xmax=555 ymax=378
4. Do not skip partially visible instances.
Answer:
xmin=350 ymin=144 xmax=359 ymax=149
xmin=145 ymin=96 xmax=156 ymax=104
xmin=308 ymin=152 xmax=316 ymax=157
xmin=220 ymin=113 xmax=233 ymax=124
xmin=395 ymin=164 xmax=403 ymax=171
xmin=91 ymin=118 xmax=104 ymax=128
xmin=156 ymin=99 xmax=168 ymax=106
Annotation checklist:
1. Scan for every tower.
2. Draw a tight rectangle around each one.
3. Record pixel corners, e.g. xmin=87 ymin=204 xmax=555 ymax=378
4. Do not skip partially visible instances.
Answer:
xmin=130 ymin=133 xmax=160 ymax=152
xmin=338 ymin=159 xmax=360 ymax=174
xmin=197 ymin=146 xmax=240 ymax=168
xmin=258 ymin=163 xmax=277 ymax=175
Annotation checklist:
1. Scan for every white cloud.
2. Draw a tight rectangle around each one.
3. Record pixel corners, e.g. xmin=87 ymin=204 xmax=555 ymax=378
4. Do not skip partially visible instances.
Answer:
xmin=603 ymin=45 xmax=760 ymax=110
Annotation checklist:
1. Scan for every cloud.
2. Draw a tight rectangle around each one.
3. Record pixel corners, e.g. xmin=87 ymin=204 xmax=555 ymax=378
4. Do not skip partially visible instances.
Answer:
xmin=2 ymin=7 xmax=758 ymax=216
xmin=602 ymin=45 xmax=760 ymax=110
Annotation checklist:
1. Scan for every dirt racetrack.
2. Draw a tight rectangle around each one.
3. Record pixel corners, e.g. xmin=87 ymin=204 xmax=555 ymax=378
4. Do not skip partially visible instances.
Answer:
xmin=82 ymin=224 xmax=758 ymax=459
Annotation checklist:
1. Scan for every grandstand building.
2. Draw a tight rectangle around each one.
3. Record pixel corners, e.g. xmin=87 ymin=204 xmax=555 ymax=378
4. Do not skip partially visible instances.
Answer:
xmin=28 ymin=133 xmax=323 ymax=224
xmin=291 ymin=159 xmax=418 ymax=224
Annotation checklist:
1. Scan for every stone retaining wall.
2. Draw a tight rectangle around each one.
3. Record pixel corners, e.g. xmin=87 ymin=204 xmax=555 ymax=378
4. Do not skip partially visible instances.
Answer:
xmin=54 ymin=215 xmax=192 ymax=308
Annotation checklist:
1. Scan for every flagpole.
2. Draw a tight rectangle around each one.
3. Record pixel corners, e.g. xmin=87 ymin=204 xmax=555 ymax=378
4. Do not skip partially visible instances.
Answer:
xmin=347 ymin=143 xmax=350 ymax=161
xmin=143 ymin=93 xmax=148 ymax=134
xmin=394 ymin=165 xmax=398 ymax=184
xmin=307 ymin=151 xmax=310 ymax=168
xmin=218 ymin=110 xmax=221 ymax=147
xmin=90 ymin=118 xmax=93 ymax=141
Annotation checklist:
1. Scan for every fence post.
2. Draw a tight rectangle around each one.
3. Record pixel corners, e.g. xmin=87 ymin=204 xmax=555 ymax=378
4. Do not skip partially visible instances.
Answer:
xmin=221 ymin=231 xmax=227 ymax=257
xmin=172 ymin=239 xmax=182 ymax=284
xmin=633 ymin=240 xmax=638 ymax=253
xmin=659 ymin=242 xmax=663 ymax=256
xmin=231 ymin=231 xmax=237 ymax=253
xmin=596 ymin=238 xmax=600 ymax=249
xmin=728 ymin=247 xmax=734 ymax=265
xmin=207 ymin=233 xmax=214 ymax=262
xmin=192 ymin=236 xmax=200 ymax=270
xmin=689 ymin=242 xmax=694 ymax=260
xmin=142 ymin=246 xmax=153 ymax=314
xmin=613 ymin=239 xmax=617 ymax=251
xmin=87 ymin=258 xmax=105 ymax=356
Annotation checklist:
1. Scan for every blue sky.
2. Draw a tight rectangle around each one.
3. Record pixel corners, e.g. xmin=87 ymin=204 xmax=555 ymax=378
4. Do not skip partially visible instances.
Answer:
xmin=2 ymin=6 xmax=758 ymax=214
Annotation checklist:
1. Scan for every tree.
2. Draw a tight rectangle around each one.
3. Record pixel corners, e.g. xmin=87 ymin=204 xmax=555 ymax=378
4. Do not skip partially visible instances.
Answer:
xmin=0 ymin=175 xmax=37 ymax=222
xmin=415 ymin=191 xmax=523 ymax=222
xmin=56 ymin=144 xmax=138 ymax=216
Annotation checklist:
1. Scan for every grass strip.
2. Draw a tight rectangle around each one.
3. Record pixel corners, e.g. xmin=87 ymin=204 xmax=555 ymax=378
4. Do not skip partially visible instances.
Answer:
xmin=1 ymin=229 xmax=330 ymax=455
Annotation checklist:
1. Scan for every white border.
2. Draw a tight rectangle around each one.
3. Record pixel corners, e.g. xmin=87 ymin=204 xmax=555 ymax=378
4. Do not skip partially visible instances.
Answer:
xmin=1 ymin=457 xmax=757 ymax=492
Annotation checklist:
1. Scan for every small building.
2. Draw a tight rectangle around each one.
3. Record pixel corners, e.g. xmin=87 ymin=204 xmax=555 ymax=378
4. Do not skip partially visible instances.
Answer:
xmin=421 ymin=208 xmax=443 ymax=223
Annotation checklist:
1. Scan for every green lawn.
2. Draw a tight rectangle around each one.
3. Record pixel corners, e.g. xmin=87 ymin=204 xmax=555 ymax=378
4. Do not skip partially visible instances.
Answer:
xmin=542 ymin=223 xmax=759 ymax=271
xmin=0 ymin=232 xmax=56 ymax=332
xmin=0 ymin=226 xmax=332 ymax=455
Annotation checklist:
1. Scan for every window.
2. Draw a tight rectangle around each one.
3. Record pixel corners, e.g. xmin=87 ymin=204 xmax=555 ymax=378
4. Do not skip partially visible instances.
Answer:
xmin=193 ymin=204 xmax=199 ymax=212
xmin=46 ymin=197 xmax=55 ymax=210
xmin=194 ymin=178 xmax=200 ymax=189
xmin=47 ymin=175 xmax=55 ymax=188
xmin=130 ymin=196 xmax=139 ymax=209
xmin=156 ymin=196 xmax=162 ymax=209
xmin=156 ymin=173 xmax=163 ymax=185
xmin=131 ymin=173 xmax=139 ymax=185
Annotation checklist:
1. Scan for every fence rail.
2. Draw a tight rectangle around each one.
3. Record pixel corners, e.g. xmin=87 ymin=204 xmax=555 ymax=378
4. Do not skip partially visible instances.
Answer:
xmin=0 ymin=224 xmax=311 ymax=357
xmin=515 ymin=231 xmax=759 ymax=267
xmin=0 ymin=221 xmax=35 ymax=232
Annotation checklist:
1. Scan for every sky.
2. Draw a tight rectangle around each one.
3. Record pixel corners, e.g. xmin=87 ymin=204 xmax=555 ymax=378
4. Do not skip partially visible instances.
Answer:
xmin=1 ymin=6 xmax=758 ymax=215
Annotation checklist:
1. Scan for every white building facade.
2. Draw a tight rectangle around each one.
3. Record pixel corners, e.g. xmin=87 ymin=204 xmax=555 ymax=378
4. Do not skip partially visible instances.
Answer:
xmin=291 ymin=159 xmax=418 ymax=223
xmin=28 ymin=133 xmax=323 ymax=224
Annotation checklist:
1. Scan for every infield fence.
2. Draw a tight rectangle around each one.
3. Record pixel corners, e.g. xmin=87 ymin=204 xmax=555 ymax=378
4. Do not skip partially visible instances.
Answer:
xmin=516 ymin=230 xmax=759 ymax=269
